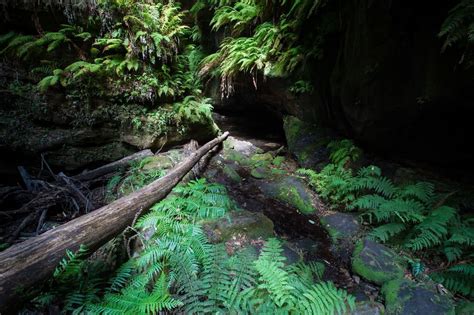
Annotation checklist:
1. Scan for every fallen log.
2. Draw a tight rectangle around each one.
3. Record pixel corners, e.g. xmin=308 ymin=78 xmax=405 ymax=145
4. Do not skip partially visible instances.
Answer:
xmin=0 ymin=132 xmax=229 ymax=310
xmin=72 ymin=149 xmax=154 ymax=182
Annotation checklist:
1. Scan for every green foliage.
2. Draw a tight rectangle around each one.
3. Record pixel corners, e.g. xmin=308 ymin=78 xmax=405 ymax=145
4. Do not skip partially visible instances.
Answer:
xmin=199 ymin=0 xmax=328 ymax=96
xmin=106 ymin=157 xmax=166 ymax=199
xmin=0 ymin=0 xmax=207 ymax=109
xmin=439 ymin=0 xmax=474 ymax=65
xmin=174 ymin=95 xmax=214 ymax=124
xmin=327 ymin=139 xmax=362 ymax=166
xmin=431 ymin=263 xmax=474 ymax=297
xmin=298 ymin=166 xmax=357 ymax=208
xmin=32 ymin=179 xmax=354 ymax=313
xmin=300 ymin=139 xmax=474 ymax=298
xmin=33 ymin=245 xmax=106 ymax=313
xmin=289 ymin=80 xmax=314 ymax=95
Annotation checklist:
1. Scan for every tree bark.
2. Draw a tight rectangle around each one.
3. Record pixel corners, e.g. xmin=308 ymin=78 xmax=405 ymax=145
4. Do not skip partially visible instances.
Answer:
xmin=72 ymin=149 xmax=154 ymax=182
xmin=0 ymin=132 xmax=228 ymax=310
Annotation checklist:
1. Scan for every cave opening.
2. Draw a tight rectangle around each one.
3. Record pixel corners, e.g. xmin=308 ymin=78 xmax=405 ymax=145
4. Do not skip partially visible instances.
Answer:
xmin=212 ymin=101 xmax=286 ymax=147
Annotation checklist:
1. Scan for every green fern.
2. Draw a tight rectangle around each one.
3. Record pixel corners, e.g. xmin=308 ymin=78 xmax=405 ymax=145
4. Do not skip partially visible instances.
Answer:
xmin=405 ymin=206 xmax=457 ymax=251
xmin=439 ymin=0 xmax=474 ymax=64
xmin=431 ymin=263 xmax=474 ymax=297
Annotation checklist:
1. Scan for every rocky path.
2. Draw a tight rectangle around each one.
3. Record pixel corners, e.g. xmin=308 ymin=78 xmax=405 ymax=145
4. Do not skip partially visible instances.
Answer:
xmin=195 ymin=114 xmax=459 ymax=315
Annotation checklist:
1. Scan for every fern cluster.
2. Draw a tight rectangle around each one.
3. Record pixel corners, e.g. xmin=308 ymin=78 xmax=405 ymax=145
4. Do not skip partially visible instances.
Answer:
xmin=31 ymin=178 xmax=355 ymax=313
xmin=197 ymin=0 xmax=328 ymax=96
xmin=439 ymin=0 xmax=474 ymax=65
xmin=106 ymin=157 xmax=166 ymax=200
xmin=299 ymin=139 xmax=474 ymax=298
xmin=0 ymin=0 xmax=214 ymax=133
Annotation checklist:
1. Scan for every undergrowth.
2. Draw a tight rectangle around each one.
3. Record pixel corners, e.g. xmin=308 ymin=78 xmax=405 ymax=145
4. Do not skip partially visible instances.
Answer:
xmin=299 ymin=139 xmax=474 ymax=298
xmin=30 ymin=178 xmax=355 ymax=314
xmin=0 ymin=0 xmax=214 ymax=134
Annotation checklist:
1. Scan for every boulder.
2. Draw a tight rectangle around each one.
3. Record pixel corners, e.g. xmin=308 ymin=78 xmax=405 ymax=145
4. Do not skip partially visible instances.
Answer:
xmin=321 ymin=212 xmax=360 ymax=240
xmin=352 ymin=239 xmax=406 ymax=285
xmin=283 ymin=116 xmax=331 ymax=168
xmin=257 ymin=175 xmax=317 ymax=214
xmin=350 ymin=301 xmax=385 ymax=315
xmin=381 ymin=279 xmax=455 ymax=315
xmin=202 ymin=210 xmax=274 ymax=243
xmin=141 ymin=155 xmax=175 ymax=171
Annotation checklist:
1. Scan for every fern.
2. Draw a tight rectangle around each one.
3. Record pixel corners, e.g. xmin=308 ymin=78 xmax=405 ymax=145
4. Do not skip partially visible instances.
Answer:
xmin=439 ymin=0 xmax=474 ymax=64
xmin=368 ymin=223 xmax=407 ymax=243
xmin=431 ymin=263 xmax=474 ymax=297
xmin=405 ymin=206 xmax=457 ymax=251
xmin=327 ymin=139 xmax=362 ymax=166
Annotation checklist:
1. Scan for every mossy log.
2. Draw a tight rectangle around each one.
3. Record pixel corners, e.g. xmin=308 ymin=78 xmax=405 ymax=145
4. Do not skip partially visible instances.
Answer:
xmin=0 ymin=132 xmax=229 ymax=311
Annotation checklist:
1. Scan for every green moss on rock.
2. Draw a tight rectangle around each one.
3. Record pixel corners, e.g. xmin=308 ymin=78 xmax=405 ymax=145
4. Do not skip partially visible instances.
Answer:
xmin=352 ymin=239 xmax=406 ymax=285
xmin=272 ymin=156 xmax=285 ymax=167
xmin=282 ymin=115 xmax=330 ymax=168
xmin=141 ymin=155 xmax=174 ymax=171
xmin=381 ymin=279 xmax=455 ymax=315
xmin=202 ymin=210 xmax=274 ymax=243
xmin=277 ymin=186 xmax=315 ymax=214
xmin=222 ymin=164 xmax=242 ymax=182
xmin=251 ymin=167 xmax=271 ymax=179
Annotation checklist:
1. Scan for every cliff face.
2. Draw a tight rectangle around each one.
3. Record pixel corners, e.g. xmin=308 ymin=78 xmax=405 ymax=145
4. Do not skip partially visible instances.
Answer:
xmin=208 ymin=0 xmax=473 ymax=169
xmin=326 ymin=0 xmax=473 ymax=166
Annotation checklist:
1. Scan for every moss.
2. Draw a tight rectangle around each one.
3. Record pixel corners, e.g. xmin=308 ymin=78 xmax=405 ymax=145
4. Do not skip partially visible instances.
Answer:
xmin=283 ymin=116 xmax=304 ymax=150
xmin=222 ymin=164 xmax=241 ymax=182
xmin=278 ymin=186 xmax=316 ymax=214
xmin=141 ymin=155 xmax=174 ymax=170
xmin=381 ymin=279 xmax=455 ymax=315
xmin=251 ymin=152 xmax=273 ymax=162
xmin=272 ymin=156 xmax=285 ymax=167
xmin=351 ymin=239 xmax=405 ymax=285
xmin=270 ymin=168 xmax=286 ymax=175
xmin=381 ymin=279 xmax=405 ymax=314
xmin=202 ymin=210 xmax=274 ymax=243
xmin=251 ymin=167 xmax=270 ymax=179
xmin=226 ymin=150 xmax=248 ymax=164
xmin=319 ymin=217 xmax=341 ymax=242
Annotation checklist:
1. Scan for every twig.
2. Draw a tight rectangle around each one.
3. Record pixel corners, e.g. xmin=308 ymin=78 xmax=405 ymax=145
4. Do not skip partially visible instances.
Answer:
xmin=35 ymin=209 xmax=48 ymax=235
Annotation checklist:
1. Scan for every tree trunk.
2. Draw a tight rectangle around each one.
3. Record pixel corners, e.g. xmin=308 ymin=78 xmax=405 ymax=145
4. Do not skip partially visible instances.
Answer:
xmin=72 ymin=149 xmax=154 ymax=182
xmin=0 ymin=132 xmax=229 ymax=310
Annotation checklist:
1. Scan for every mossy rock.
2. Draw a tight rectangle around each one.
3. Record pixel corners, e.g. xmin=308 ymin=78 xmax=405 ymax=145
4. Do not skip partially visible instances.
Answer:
xmin=250 ymin=167 xmax=271 ymax=179
xmin=320 ymin=212 xmax=360 ymax=241
xmin=251 ymin=152 xmax=273 ymax=162
xmin=283 ymin=115 xmax=331 ymax=168
xmin=222 ymin=164 xmax=242 ymax=182
xmin=352 ymin=239 xmax=406 ymax=285
xmin=141 ymin=155 xmax=174 ymax=171
xmin=257 ymin=176 xmax=317 ymax=214
xmin=202 ymin=210 xmax=274 ymax=243
xmin=350 ymin=301 xmax=385 ymax=315
xmin=381 ymin=279 xmax=455 ymax=315
xmin=272 ymin=156 xmax=285 ymax=167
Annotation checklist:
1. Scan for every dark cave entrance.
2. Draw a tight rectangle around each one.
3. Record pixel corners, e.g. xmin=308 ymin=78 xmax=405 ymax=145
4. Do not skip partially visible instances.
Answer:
xmin=212 ymin=103 xmax=286 ymax=146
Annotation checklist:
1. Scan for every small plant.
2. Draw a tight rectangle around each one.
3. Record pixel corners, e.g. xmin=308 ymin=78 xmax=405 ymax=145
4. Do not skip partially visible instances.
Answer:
xmin=106 ymin=157 xmax=166 ymax=200
xmin=289 ymin=80 xmax=313 ymax=95
xmin=327 ymin=139 xmax=362 ymax=167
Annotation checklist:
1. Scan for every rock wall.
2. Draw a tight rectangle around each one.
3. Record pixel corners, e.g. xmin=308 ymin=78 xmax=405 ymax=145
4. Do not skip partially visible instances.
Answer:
xmin=207 ymin=0 xmax=474 ymax=173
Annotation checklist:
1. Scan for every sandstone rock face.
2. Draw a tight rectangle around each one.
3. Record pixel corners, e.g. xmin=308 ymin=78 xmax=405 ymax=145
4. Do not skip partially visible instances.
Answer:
xmin=204 ymin=1 xmax=474 ymax=173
